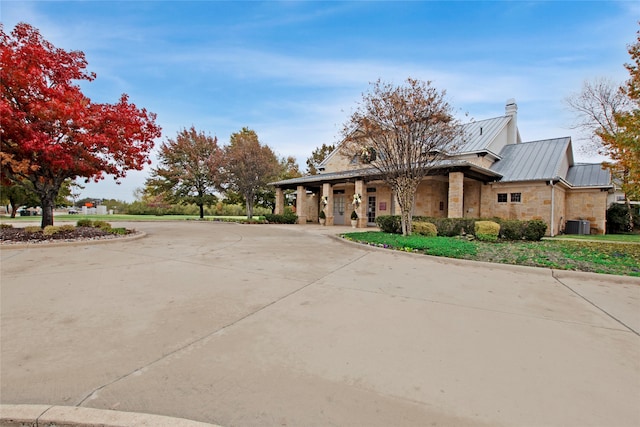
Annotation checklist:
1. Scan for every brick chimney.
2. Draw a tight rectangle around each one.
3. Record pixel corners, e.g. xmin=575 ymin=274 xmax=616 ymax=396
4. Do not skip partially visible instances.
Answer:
xmin=505 ymin=98 xmax=518 ymax=145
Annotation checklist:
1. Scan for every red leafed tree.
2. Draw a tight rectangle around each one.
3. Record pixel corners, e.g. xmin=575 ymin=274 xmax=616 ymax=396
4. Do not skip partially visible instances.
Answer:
xmin=0 ymin=23 xmax=161 ymax=227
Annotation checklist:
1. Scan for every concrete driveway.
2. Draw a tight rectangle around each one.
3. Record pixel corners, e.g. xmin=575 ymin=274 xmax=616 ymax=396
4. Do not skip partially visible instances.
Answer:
xmin=1 ymin=221 xmax=639 ymax=426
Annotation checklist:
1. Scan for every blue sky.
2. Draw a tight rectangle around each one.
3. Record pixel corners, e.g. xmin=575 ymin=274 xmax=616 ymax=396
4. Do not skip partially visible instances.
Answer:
xmin=2 ymin=1 xmax=638 ymax=202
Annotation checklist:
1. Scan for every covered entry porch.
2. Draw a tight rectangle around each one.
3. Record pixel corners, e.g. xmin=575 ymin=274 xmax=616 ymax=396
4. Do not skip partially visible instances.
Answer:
xmin=271 ymin=163 xmax=501 ymax=228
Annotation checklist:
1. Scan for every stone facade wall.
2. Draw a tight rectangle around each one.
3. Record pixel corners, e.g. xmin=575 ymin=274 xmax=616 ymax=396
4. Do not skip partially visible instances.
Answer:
xmin=463 ymin=180 xmax=482 ymax=218
xmin=481 ymin=182 xmax=551 ymax=224
xmin=565 ymin=189 xmax=607 ymax=234
xmin=414 ymin=179 xmax=448 ymax=217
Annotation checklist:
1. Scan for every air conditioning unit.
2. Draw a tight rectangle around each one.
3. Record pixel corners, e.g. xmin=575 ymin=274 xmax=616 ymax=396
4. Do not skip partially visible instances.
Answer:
xmin=565 ymin=220 xmax=590 ymax=235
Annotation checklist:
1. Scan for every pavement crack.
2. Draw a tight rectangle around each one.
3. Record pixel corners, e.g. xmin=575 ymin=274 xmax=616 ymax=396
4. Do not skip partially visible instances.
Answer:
xmin=551 ymin=270 xmax=639 ymax=337
xmin=75 ymin=250 xmax=371 ymax=408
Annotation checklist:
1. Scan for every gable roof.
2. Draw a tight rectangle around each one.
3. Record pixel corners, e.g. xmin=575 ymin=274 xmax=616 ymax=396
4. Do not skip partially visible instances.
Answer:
xmin=490 ymin=137 xmax=572 ymax=182
xmin=566 ymin=163 xmax=611 ymax=187
xmin=453 ymin=116 xmax=511 ymax=155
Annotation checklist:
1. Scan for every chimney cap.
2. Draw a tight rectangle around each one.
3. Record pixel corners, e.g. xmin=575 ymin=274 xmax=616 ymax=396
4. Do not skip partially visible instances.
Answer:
xmin=506 ymin=98 xmax=516 ymax=106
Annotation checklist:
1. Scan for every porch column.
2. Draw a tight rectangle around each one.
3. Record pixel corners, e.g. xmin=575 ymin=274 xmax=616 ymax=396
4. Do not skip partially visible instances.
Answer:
xmin=296 ymin=185 xmax=307 ymax=224
xmin=323 ymin=182 xmax=334 ymax=226
xmin=355 ymin=179 xmax=365 ymax=227
xmin=275 ymin=187 xmax=284 ymax=215
xmin=448 ymin=172 xmax=464 ymax=218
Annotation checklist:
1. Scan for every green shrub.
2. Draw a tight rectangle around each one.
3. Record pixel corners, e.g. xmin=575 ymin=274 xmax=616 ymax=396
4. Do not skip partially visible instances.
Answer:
xmin=425 ymin=217 xmax=476 ymax=237
xmin=92 ymin=220 xmax=112 ymax=231
xmin=0 ymin=223 xmax=13 ymax=229
xmin=319 ymin=210 xmax=326 ymax=219
xmin=375 ymin=215 xmax=402 ymax=233
xmin=59 ymin=224 xmax=76 ymax=232
xmin=109 ymin=227 xmax=128 ymax=235
xmin=500 ymin=220 xmax=526 ymax=240
xmin=24 ymin=226 xmax=42 ymax=233
xmin=475 ymin=221 xmax=500 ymax=242
xmin=413 ymin=221 xmax=438 ymax=237
xmin=77 ymin=219 xmax=93 ymax=227
xmin=264 ymin=213 xmax=297 ymax=224
xmin=524 ymin=220 xmax=547 ymax=241
xmin=606 ymin=203 xmax=637 ymax=233
xmin=43 ymin=225 xmax=61 ymax=236
xmin=350 ymin=211 xmax=358 ymax=220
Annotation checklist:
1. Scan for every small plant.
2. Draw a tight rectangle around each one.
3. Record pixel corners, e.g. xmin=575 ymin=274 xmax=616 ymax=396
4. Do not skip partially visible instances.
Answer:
xmin=43 ymin=225 xmax=62 ymax=236
xmin=475 ymin=221 xmax=500 ymax=242
xmin=92 ymin=220 xmax=112 ymax=231
xmin=351 ymin=211 xmax=358 ymax=220
xmin=24 ymin=226 xmax=42 ymax=233
xmin=375 ymin=215 xmax=402 ymax=233
xmin=319 ymin=210 xmax=326 ymax=219
xmin=413 ymin=221 xmax=438 ymax=237
xmin=59 ymin=224 xmax=76 ymax=232
xmin=109 ymin=227 xmax=128 ymax=235
xmin=524 ymin=220 xmax=547 ymax=241
xmin=77 ymin=219 xmax=93 ymax=227
xmin=0 ymin=223 xmax=13 ymax=229
xmin=500 ymin=219 xmax=526 ymax=240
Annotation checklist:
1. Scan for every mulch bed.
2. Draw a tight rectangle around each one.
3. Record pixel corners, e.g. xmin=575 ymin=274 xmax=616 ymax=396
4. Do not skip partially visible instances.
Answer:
xmin=0 ymin=226 xmax=134 ymax=245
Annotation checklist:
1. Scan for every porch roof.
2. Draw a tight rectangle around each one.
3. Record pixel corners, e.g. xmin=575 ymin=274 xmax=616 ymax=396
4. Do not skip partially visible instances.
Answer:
xmin=270 ymin=160 xmax=503 ymax=190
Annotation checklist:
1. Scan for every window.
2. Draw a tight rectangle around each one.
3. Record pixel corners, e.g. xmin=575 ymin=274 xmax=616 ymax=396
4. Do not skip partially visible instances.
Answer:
xmin=511 ymin=192 xmax=522 ymax=203
xmin=497 ymin=193 xmax=507 ymax=203
xmin=439 ymin=201 xmax=444 ymax=211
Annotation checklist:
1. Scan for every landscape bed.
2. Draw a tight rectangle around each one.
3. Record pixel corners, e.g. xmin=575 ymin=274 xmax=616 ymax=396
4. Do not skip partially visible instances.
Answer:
xmin=342 ymin=231 xmax=640 ymax=277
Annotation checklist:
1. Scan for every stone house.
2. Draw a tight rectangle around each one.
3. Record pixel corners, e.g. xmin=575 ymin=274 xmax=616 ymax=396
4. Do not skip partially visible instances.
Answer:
xmin=271 ymin=99 xmax=613 ymax=235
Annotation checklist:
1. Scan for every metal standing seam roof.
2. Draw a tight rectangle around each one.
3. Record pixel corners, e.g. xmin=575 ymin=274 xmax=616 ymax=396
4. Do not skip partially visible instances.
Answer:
xmin=490 ymin=137 xmax=571 ymax=182
xmin=566 ymin=163 xmax=611 ymax=187
xmin=453 ymin=116 xmax=511 ymax=154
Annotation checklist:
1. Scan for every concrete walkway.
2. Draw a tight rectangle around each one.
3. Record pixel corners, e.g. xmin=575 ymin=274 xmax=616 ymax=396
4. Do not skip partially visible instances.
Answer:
xmin=1 ymin=222 xmax=639 ymax=426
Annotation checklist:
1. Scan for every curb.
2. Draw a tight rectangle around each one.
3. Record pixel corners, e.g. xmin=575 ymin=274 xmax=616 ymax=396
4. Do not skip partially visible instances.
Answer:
xmin=0 ymin=404 xmax=221 ymax=427
xmin=0 ymin=231 xmax=147 ymax=250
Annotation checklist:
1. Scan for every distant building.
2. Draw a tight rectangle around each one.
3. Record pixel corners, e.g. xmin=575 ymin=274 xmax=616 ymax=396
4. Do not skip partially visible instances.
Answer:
xmin=271 ymin=99 xmax=613 ymax=235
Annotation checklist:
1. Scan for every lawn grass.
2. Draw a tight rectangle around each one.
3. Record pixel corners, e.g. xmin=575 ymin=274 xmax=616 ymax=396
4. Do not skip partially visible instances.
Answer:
xmin=549 ymin=234 xmax=640 ymax=243
xmin=0 ymin=214 xmax=255 ymax=223
xmin=343 ymin=231 xmax=640 ymax=277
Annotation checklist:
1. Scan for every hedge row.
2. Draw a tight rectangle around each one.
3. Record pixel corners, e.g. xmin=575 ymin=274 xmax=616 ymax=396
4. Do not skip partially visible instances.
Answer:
xmin=375 ymin=215 xmax=547 ymax=241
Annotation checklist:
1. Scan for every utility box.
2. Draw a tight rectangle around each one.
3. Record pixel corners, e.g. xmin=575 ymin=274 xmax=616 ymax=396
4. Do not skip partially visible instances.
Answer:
xmin=565 ymin=220 xmax=590 ymax=235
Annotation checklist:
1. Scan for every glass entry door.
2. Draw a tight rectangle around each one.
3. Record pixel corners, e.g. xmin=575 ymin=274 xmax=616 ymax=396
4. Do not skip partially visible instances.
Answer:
xmin=367 ymin=196 xmax=376 ymax=225
xmin=333 ymin=195 xmax=345 ymax=225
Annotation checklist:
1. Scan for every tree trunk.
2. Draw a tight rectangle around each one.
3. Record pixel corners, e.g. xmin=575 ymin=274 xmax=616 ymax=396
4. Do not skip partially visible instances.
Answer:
xmin=40 ymin=193 xmax=56 ymax=228
xmin=199 ymin=203 xmax=204 ymax=219
xmin=626 ymin=197 xmax=634 ymax=232
xmin=9 ymin=203 xmax=17 ymax=218
xmin=394 ymin=176 xmax=419 ymax=236
xmin=34 ymin=181 xmax=62 ymax=228
xmin=246 ymin=196 xmax=253 ymax=219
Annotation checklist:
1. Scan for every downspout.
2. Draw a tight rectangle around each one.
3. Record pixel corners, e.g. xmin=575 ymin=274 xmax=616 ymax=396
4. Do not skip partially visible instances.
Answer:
xmin=549 ymin=180 xmax=555 ymax=237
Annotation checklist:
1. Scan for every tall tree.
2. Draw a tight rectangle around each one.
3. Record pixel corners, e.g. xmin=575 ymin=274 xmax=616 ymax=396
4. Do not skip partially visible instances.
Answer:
xmin=567 ymin=27 xmax=640 ymax=230
xmin=223 ymin=128 xmax=280 ymax=219
xmin=255 ymin=156 xmax=302 ymax=211
xmin=607 ymin=27 xmax=640 ymax=202
xmin=147 ymin=126 xmax=222 ymax=219
xmin=0 ymin=23 xmax=161 ymax=227
xmin=340 ymin=78 xmax=461 ymax=235
xmin=306 ymin=143 xmax=335 ymax=175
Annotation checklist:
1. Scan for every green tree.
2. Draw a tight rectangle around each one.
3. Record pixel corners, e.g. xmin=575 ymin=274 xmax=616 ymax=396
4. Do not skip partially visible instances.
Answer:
xmin=146 ymin=127 xmax=222 ymax=219
xmin=255 ymin=156 xmax=302 ymax=211
xmin=306 ymin=143 xmax=335 ymax=175
xmin=340 ymin=78 xmax=461 ymax=235
xmin=223 ymin=128 xmax=280 ymax=219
